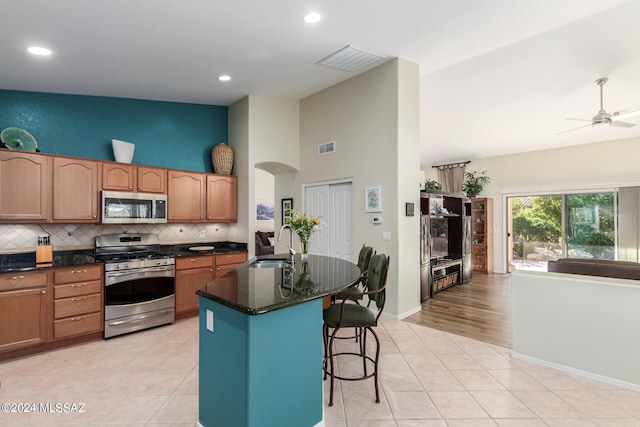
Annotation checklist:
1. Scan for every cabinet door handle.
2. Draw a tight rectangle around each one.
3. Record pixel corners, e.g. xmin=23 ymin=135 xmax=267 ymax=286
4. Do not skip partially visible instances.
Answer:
xmin=5 ymin=275 xmax=25 ymax=280
xmin=71 ymin=316 xmax=86 ymax=321
xmin=71 ymin=283 xmax=87 ymax=287
xmin=72 ymin=269 xmax=87 ymax=274
xmin=216 ymin=267 xmax=221 ymax=271
xmin=71 ymin=297 xmax=87 ymax=302
xmin=190 ymin=258 xmax=198 ymax=262
xmin=41 ymin=289 xmax=46 ymax=294
xmin=92 ymin=214 xmax=97 ymax=219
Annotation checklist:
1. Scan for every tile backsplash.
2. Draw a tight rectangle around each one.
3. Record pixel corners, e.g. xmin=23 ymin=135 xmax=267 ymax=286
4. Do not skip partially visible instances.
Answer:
xmin=0 ymin=223 xmax=233 ymax=253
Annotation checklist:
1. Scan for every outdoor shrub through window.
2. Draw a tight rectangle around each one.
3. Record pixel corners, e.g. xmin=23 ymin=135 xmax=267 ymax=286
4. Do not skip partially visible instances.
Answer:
xmin=508 ymin=192 xmax=617 ymax=271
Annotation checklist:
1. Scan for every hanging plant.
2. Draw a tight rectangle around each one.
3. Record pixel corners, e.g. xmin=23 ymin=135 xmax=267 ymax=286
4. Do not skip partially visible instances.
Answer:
xmin=462 ymin=170 xmax=491 ymax=198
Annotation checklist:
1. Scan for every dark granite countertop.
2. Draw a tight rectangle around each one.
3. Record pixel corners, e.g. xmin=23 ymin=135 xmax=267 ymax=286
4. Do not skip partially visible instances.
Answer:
xmin=0 ymin=250 xmax=96 ymax=273
xmin=0 ymin=241 xmax=247 ymax=273
xmin=159 ymin=241 xmax=247 ymax=257
xmin=196 ymin=253 xmax=361 ymax=315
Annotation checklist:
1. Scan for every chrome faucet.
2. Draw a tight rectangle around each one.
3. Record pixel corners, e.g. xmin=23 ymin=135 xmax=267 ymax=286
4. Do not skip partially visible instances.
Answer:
xmin=277 ymin=224 xmax=297 ymax=259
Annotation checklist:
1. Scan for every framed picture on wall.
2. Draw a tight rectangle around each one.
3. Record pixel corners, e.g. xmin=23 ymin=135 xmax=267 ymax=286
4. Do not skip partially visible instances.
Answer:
xmin=282 ymin=198 xmax=293 ymax=225
xmin=365 ymin=186 xmax=382 ymax=212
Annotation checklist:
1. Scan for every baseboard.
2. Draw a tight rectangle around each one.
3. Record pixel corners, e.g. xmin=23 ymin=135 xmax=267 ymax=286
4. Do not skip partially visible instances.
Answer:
xmin=382 ymin=304 xmax=422 ymax=321
xmin=511 ymin=351 xmax=640 ymax=393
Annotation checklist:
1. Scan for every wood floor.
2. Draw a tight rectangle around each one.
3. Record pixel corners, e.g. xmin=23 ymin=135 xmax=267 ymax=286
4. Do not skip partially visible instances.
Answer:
xmin=404 ymin=272 xmax=512 ymax=348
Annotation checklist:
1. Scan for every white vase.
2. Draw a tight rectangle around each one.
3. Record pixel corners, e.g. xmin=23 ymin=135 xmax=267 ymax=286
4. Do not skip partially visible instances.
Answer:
xmin=112 ymin=139 xmax=135 ymax=163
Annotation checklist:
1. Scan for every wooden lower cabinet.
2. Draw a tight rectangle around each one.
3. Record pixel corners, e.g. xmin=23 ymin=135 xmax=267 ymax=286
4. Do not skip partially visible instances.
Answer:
xmin=0 ymin=270 xmax=49 ymax=353
xmin=52 ymin=265 xmax=103 ymax=340
xmin=175 ymin=256 xmax=215 ymax=315
xmin=215 ymin=252 xmax=247 ymax=277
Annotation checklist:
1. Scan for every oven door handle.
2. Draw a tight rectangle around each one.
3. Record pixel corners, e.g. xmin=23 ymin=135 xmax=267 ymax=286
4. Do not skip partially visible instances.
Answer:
xmin=106 ymin=266 xmax=175 ymax=278
xmin=107 ymin=310 xmax=173 ymax=326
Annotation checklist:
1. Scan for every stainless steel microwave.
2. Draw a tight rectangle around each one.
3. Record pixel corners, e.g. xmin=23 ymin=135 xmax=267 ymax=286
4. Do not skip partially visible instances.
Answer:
xmin=102 ymin=191 xmax=168 ymax=224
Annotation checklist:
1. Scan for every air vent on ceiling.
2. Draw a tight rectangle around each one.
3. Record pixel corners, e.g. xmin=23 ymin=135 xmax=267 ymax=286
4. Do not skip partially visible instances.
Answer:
xmin=318 ymin=141 xmax=335 ymax=155
xmin=316 ymin=45 xmax=388 ymax=73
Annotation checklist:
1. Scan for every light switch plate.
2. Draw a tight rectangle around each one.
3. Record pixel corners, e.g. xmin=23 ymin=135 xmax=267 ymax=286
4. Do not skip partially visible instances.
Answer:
xmin=383 ymin=231 xmax=391 ymax=241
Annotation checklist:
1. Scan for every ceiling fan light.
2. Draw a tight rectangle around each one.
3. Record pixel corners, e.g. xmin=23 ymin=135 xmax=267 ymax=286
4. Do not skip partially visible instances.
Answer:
xmin=592 ymin=119 xmax=610 ymax=128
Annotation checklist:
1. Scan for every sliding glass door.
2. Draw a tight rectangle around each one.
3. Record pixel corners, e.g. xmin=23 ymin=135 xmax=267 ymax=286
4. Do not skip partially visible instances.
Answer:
xmin=507 ymin=191 xmax=617 ymax=271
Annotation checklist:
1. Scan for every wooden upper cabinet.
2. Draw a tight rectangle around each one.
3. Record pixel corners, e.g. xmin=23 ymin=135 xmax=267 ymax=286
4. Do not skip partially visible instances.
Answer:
xmin=137 ymin=166 xmax=167 ymax=193
xmin=52 ymin=157 xmax=100 ymax=222
xmin=0 ymin=150 xmax=50 ymax=222
xmin=206 ymin=175 xmax=237 ymax=222
xmin=102 ymin=163 xmax=135 ymax=191
xmin=102 ymin=163 xmax=166 ymax=194
xmin=168 ymin=170 xmax=206 ymax=221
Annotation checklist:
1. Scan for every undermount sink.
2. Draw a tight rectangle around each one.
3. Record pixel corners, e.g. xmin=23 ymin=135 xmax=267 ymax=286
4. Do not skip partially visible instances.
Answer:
xmin=249 ymin=259 xmax=293 ymax=269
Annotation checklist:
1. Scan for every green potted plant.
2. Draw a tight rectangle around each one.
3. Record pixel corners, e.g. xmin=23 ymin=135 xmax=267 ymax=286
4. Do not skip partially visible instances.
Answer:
xmin=424 ymin=179 xmax=442 ymax=191
xmin=462 ymin=170 xmax=491 ymax=198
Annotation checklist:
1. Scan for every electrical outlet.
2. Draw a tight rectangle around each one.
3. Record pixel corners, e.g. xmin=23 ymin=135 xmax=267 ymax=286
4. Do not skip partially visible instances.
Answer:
xmin=199 ymin=230 xmax=205 ymax=238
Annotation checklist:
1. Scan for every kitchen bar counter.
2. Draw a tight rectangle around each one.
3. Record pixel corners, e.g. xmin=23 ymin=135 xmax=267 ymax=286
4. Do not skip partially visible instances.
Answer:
xmin=196 ymin=253 xmax=361 ymax=314
xmin=197 ymin=254 xmax=361 ymax=427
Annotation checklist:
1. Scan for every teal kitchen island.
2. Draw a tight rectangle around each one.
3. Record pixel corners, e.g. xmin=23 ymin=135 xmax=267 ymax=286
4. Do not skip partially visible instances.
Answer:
xmin=196 ymin=254 xmax=361 ymax=427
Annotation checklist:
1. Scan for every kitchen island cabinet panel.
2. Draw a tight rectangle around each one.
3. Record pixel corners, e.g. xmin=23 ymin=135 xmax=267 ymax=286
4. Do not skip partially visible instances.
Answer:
xmin=52 ymin=157 xmax=100 ymax=222
xmin=0 ymin=150 xmax=50 ymax=222
xmin=168 ymin=171 xmax=206 ymax=221
xmin=0 ymin=270 xmax=49 ymax=353
xmin=206 ymin=175 xmax=237 ymax=222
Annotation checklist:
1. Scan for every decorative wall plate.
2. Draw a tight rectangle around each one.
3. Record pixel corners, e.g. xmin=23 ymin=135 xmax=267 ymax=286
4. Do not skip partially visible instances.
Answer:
xmin=1 ymin=127 xmax=38 ymax=152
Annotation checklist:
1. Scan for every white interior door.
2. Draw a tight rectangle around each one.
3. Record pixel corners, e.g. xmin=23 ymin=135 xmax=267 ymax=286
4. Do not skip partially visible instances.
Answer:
xmin=305 ymin=182 xmax=353 ymax=262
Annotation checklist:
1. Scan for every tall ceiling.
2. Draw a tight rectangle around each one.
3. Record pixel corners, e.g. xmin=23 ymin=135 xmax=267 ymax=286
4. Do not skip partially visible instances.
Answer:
xmin=2 ymin=0 xmax=639 ymax=167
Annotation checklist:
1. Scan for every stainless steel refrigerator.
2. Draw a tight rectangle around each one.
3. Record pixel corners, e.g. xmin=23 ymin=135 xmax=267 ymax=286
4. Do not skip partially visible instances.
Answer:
xmin=420 ymin=215 xmax=431 ymax=301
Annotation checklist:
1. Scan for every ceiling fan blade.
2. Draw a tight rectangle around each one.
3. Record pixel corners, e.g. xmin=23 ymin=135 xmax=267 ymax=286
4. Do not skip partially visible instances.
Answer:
xmin=611 ymin=109 xmax=640 ymax=121
xmin=610 ymin=120 xmax=635 ymax=128
xmin=555 ymin=123 xmax=592 ymax=135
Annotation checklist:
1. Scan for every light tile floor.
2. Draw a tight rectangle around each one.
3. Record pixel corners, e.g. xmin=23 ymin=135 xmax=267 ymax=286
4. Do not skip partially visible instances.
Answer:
xmin=1 ymin=316 xmax=639 ymax=426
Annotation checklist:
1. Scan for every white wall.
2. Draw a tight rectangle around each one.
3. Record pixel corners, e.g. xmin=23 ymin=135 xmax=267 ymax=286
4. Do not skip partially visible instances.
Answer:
xmin=229 ymin=95 xmax=300 ymax=257
xmin=423 ymin=136 xmax=640 ymax=272
xmin=512 ymin=270 xmax=640 ymax=391
xmin=293 ymin=58 xmax=421 ymax=318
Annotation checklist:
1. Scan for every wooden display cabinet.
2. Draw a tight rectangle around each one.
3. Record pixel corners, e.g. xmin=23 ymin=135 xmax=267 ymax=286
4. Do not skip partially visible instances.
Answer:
xmin=471 ymin=198 xmax=493 ymax=273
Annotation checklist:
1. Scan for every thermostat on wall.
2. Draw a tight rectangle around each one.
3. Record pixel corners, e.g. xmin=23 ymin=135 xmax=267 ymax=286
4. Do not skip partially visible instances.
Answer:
xmin=371 ymin=216 xmax=383 ymax=224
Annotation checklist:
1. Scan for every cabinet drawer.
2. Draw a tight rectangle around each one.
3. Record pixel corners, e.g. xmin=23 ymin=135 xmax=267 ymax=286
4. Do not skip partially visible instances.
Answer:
xmin=54 ymin=280 xmax=102 ymax=299
xmin=216 ymin=252 xmax=247 ymax=266
xmin=54 ymin=293 xmax=102 ymax=319
xmin=176 ymin=255 xmax=214 ymax=270
xmin=54 ymin=265 xmax=102 ymax=284
xmin=54 ymin=312 xmax=102 ymax=340
xmin=0 ymin=271 xmax=48 ymax=292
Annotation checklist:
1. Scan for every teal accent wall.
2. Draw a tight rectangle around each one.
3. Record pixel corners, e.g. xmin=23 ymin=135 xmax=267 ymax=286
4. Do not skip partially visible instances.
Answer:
xmin=0 ymin=90 xmax=227 ymax=172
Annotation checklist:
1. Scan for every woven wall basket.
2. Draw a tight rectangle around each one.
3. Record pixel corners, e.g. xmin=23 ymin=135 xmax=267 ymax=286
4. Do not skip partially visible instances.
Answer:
xmin=211 ymin=143 xmax=234 ymax=175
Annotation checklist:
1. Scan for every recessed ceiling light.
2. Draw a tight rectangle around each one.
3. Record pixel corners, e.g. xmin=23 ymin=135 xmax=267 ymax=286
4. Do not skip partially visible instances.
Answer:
xmin=303 ymin=12 xmax=321 ymax=24
xmin=27 ymin=46 xmax=52 ymax=56
xmin=218 ymin=75 xmax=231 ymax=82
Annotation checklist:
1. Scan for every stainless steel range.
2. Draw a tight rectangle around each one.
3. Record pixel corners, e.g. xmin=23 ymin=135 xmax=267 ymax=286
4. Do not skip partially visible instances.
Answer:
xmin=95 ymin=233 xmax=175 ymax=338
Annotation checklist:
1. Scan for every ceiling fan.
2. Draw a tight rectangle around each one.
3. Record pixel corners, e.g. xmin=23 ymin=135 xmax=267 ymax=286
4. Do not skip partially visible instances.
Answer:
xmin=557 ymin=77 xmax=640 ymax=135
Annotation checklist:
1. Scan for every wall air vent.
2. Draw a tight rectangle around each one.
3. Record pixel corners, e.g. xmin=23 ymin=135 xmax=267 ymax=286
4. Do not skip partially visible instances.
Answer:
xmin=318 ymin=141 xmax=336 ymax=156
xmin=316 ymin=45 xmax=388 ymax=73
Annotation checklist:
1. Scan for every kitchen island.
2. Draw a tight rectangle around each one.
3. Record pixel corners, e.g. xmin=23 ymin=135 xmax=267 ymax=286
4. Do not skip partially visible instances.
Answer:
xmin=196 ymin=254 xmax=361 ymax=427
